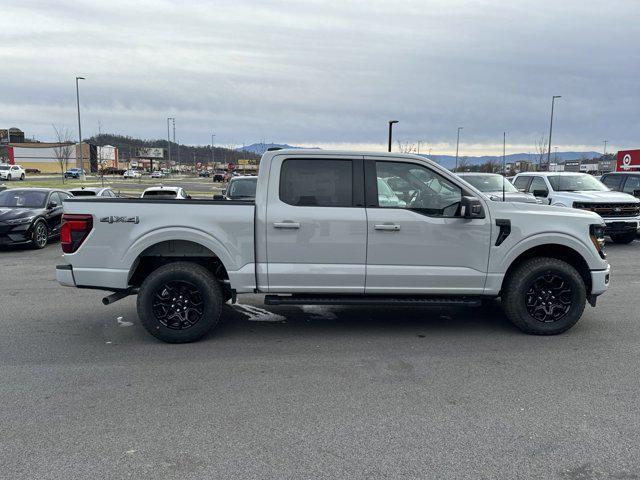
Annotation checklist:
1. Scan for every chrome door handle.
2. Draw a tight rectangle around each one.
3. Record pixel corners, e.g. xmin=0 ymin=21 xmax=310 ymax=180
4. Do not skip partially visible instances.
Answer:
xmin=374 ymin=224 xmax=401 ymax=231
xmin=273 ymin=221 xmax=300 ymax=229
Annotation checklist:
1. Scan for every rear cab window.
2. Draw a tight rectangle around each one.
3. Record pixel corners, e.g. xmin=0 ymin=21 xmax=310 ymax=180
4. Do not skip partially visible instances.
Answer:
xmin=280 ymin=159 xmax=353 ymax=207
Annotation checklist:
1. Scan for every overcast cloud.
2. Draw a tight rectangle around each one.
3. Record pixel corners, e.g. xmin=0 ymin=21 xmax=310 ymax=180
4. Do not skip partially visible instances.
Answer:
xmin=2 ymin=0 xmax=639 ymax=154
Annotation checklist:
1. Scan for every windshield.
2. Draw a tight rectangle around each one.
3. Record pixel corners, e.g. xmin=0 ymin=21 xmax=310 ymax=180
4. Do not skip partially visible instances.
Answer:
xmin=0 ymin=189 xmax=47 ymax=207
xmin=70 ymin=190 xmax=96 ymax=196
xmin=143 ymin=190 xmax=177 ymax=198
xmin=548 ymin=175 xmax=608 ymax=192
xmin=228 ymin=178 xmax=257 ymax=198
xmin=461 ymin=175 xmax=518 ymax=193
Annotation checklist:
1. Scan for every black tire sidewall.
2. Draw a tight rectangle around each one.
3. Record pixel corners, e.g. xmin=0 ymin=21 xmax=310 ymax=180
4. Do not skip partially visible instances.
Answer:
xmin=137 ymin=262 xmax=222 ymax=343
xmin=504 ymin=259 xmax=586 ymax=334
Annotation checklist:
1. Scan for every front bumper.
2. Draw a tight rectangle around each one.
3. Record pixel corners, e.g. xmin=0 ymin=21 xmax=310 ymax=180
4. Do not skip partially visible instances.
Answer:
xmin=0 ymin=222 xmax=33 ymax=245
xmin=602 ymin=217 xmax=639 ymax=234
xmin=56 ymin=264 xmax=76 ymax=287
xmin=590 ymin=265 xmax=611 ymax=296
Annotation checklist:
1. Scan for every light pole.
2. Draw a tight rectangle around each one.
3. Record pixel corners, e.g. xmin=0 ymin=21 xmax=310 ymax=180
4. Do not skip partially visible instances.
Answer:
xmin=211 ymin=133 xmax=216 ymax=167
xmin=603 ymin=140 xmax=608 ymax=156
xmin=454 ymin=126 xmax=463 ymax=171
xmin=75 ymin=76 xmax=85 ymax=169
xmin=167 ymin=117 xmax=174 ymax=168
xmin=546 ymin=95 xmax=561 ymax=166
xmin=388 ymin=120 xmax=398 ymax=152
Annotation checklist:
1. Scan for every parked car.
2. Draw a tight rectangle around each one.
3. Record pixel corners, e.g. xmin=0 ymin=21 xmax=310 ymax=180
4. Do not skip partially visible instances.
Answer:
xmin=102 ymin=167 xmax=126 ymax=175
xmin=0 ymin=188 xmax=71 ymax=248
xmin=214 ymin=175 xmax=258 ymax=201
xmin=68 ymin=187 xmax=117 ymax=198
xmin=140 ymin=186 xmax=190 ymax=199
xmin=600 ymin=172 xmax=640 ymax=198
xmin=150 ymin=171 xmax=165 ymax=179
xmin=198 ymin=170 xmax=211 ymax=178
xmin=512 ymin=171 xmax=640 ymax=243
xmin=123 ymin=170 xmax=142 ymax=179
xmin=58 ymin=149 xmax=610 ymax=343
xmin=64 ymin=168 xmax=86 ymax=179
xmin=212 ymin=171 xmax=226 ymax=182
xmin=457 ymin=173 xmax=540 ymax=204
xmin=0 ymin=164 xmax=26 ymax=181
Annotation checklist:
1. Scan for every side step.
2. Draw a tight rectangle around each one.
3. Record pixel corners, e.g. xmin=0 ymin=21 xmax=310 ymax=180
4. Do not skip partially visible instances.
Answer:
xmin=264 ymin=295 xmax=482 ymax=307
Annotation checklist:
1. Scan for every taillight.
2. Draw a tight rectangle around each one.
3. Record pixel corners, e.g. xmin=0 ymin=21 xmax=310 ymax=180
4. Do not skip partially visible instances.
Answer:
xmin=61 ymin=214 xmax=93 ymax=253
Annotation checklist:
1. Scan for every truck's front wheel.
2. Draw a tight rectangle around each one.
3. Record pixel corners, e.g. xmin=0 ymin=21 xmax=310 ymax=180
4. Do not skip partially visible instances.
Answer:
xmin=502 ymin=257 xmax=586 ymax=335
xmin=137 ymin=262 xmax=223 ymax=343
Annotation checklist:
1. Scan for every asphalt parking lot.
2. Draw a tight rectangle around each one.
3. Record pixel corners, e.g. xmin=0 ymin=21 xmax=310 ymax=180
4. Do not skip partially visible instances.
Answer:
xmin=2 ymin=239 xmax=640 ymax=479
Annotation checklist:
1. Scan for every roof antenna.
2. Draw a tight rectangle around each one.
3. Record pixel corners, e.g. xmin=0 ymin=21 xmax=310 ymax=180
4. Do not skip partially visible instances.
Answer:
xmin=502 ymin=131 xmax=506 ymax=202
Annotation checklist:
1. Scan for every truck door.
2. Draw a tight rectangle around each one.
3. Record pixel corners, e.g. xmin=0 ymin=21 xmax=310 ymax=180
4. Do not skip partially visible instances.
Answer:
xmin=364 ymin=158 xmax=491 ymax=294
xmin=265 ymin=156 xmax=367 ymax=293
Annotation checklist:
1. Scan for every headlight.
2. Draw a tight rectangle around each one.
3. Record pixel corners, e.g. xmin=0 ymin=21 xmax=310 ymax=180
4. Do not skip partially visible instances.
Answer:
xmin=5 ymin=216 xmax=35 ymax=225
xmin=590 ymin=224 xmax=606 ymax=259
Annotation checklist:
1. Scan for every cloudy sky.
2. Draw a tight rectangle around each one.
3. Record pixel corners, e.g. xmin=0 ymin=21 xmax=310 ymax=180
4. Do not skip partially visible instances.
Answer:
xmin=2 ymin=0 xmax=639 ymax=154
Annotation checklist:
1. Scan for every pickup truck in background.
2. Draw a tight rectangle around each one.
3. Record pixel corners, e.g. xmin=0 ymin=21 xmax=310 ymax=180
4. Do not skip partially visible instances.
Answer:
xmin=513 ymin=172 xmax=640 ymax=244
xmin=57 ymin=150 xmax=610 ymax=343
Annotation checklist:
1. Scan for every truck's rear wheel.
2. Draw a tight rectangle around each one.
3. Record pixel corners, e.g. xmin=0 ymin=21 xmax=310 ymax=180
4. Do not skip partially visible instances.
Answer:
xmin=137 ymin=262 xmax=223 ymax=343
xmin=610 ymin=232 xmax=636 ymax=244
xmin=502 ymin=257 xmax=586 ymax=335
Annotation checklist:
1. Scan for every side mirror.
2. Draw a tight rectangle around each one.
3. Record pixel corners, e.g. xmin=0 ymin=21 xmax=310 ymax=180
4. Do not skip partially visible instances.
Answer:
xmin=213 ymin=194 xmax=225 ymax=201
xmin=532 ymin=189 xmax=549 ymax=197
xmin=460 ymin=196 xmax=485 ymax=219
xmin=633 ymin=189 xmax=640 ymax=198
xmin=47 ymin=201 xmax=58 ymax=209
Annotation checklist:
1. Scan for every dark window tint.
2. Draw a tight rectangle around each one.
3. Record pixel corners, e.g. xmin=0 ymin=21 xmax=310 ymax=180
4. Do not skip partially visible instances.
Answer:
xmin=623 ymin=176 xmax=640 ymax=195
xmin=528 ymin=176 xmax=548 ymax=193
xmin=513 ymin=176 xmax=530 ymax=190
xmin=70 ymin=190 xmax=96 ymax=196
xmin=49 ymin=192 xmax=62 ymax=206
xmin=280 ymin=159 xmax=353 ymax=207
xmin=143 ymin=190 xmax=177 ymax=198
xmin=601 ymin=175 xmax=623 ymax=191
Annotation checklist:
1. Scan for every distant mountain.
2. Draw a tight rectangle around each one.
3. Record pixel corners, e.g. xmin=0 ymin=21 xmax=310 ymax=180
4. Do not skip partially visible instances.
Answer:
xmin=423 ymin=151 xmax=602 ymax=170
xmin=236 ymin=143 xmax=302 ymax=155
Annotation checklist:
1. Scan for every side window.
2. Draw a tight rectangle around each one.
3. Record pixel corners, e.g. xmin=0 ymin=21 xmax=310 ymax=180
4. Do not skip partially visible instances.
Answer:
xmin=49 ymin=192 xmax=61 ymax=206
xmin=601 ymin=175 xmax=623 ymax=191
xmin=513 ymin=176 xmax=530 ymax=191
xmin=280 ymin=159 xmax=353 ymax=207
xmin=528 ymin=176 xmax=548 ymax=194
xmin=374 ymin=161 xmax=462 ymax=217
xmin=623 ymin=176 xmax=640 ymax=195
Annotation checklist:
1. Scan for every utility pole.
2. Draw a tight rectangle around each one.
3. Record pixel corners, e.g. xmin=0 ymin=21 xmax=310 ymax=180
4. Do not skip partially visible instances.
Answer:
xmin=75 ymin=76 xmax=85 ymax=169
xmin=502 ymin=132 xmax=506 ymax=201
xmin=387 ymin=120 xmax=398 ymax=152
xmin=603 ymin=140 xmax=608 ymax=156
xmin=167 ymin=117 xmax=174 ymax=168
xmin=455 ymin=126 xmax=463 ymax=172
xmin=547 ymin=95 xmax=561 ymax=166
xmin=211 ymin=133 xmax=215 ymax=167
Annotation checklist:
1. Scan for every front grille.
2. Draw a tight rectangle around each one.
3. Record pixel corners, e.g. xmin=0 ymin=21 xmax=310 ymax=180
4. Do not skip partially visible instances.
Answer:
xmin=573 ymin=202 xmax=640 ymax=217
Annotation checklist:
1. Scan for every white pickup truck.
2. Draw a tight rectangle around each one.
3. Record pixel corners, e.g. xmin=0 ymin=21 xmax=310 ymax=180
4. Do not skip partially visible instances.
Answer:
xmin=57 ymin=149 xmax=610 ymax=343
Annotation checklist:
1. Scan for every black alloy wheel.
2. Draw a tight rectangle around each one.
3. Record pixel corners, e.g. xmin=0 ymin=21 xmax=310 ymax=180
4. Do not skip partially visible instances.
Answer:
xmin=152 ymin=280 xmax=204 ymax=330
xmin=524 ymin=273 xmax=572 ymax=323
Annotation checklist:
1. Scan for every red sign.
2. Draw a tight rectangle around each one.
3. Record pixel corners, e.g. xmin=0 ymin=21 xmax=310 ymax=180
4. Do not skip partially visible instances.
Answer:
xmin=228 ymin=163 xmax=235 ymax=171
xmin=617 ymin=149 xmax=640 ymax=171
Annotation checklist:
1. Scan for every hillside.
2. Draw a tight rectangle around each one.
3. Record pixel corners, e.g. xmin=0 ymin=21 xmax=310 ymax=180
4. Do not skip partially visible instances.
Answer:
xmin=87 ymin=133 xmax=260 ymax=165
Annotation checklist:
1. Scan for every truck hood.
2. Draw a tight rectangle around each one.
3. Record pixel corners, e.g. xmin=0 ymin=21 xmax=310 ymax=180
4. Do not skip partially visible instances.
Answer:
xmin=493 ymin=201 xmax=602 ymax=223
xmin=485 ymin=191 xmax=540 ymax=204
xmin=550 ymin=190 xmax=639 ymax=204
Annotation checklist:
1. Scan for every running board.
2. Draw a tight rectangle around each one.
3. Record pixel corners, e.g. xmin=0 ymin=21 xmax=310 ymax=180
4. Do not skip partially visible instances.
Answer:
xmin=264 ymin=295 xmax=482 ymax=307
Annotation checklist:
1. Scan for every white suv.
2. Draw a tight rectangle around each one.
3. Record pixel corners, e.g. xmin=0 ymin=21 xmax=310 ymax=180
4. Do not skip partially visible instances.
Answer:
xmin=0 ymin=164 xmax=26 ymax=181
xmin=513 ymin=171 xmax=640 ymax=243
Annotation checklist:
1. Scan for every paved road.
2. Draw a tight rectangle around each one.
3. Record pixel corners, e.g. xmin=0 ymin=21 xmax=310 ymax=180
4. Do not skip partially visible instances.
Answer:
xmin=1 ymin=240 xmax=640 ymax=479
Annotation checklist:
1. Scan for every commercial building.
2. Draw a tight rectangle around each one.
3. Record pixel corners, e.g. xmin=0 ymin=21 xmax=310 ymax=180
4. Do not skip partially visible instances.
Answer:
xmin=617 ymin=149 xmax=640 ymax=171
xmin=0 ymin=142 xmax=95 ymax=173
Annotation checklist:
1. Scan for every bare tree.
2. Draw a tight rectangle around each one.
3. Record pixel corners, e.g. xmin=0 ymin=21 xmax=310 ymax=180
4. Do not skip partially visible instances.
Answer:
xmin=479 ymin=157 xmax=500 ymax=173
xmin=456 ymin=156 xmax=469 ymax=172
xmin=52 ymin=125 xmax=73 ymax=183
xmin=535 ymin=136 xmax=548 ymax=165
xmin=397 ymin=141 xmax=418 ymax=154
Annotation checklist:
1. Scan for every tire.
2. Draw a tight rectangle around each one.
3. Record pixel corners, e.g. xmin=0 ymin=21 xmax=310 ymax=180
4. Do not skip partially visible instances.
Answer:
xmin=20 ymin=174 xmax=25 ymax=180
xmin=7 ymin=174 xmax=11 ymax=181
xmin=31 ymin=221 xmax=48 ymax=249
xmin=502 ymin=257 xmax=586 ymax=335
xmin=610 ymin=232 xmax=636 ymax=244
xmin=137 ymin=262 xmax=223 ymax=343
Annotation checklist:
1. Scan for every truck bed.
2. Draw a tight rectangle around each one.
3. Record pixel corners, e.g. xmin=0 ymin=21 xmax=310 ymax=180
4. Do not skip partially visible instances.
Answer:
xmin=61 ymin=197 xmax=256 ymax=292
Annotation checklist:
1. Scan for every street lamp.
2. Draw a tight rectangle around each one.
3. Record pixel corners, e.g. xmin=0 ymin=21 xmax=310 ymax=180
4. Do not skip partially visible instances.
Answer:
xmin=75 ymin=76 xmax=85 ymax=169
xmin=546 ymin=95 xmax=561 ymax=165
xmin=167 ymin=117 xmax=174 ymax=167
xmin=603 ymin=140 xmax=608 ymax=156
xmin=388 ymin=120 xmax=398 ymax=152
xmin=454 ymin=126 xmax=463 ymax=171
xmin=211 ymin=133 xmax=216 ymax=167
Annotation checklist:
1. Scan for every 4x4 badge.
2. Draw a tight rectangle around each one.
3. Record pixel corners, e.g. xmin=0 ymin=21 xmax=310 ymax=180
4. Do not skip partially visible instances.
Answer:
xmin=100 ymin=216 xmax=139 ymax=224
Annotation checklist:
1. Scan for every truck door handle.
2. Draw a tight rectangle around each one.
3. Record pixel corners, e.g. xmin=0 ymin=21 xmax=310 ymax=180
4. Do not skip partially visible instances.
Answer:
xmin=273 ymin=221 xmax=300 ymax=229
xmin=374 ymin=224 xmax=401 ymax=231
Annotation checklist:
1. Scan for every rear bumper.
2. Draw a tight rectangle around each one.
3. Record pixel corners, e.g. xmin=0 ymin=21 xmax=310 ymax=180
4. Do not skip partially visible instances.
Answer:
xmin=56 ymin=264 xmax=76 ymax=287
xmin=590 ymin=265 xmax=611 ymax=296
